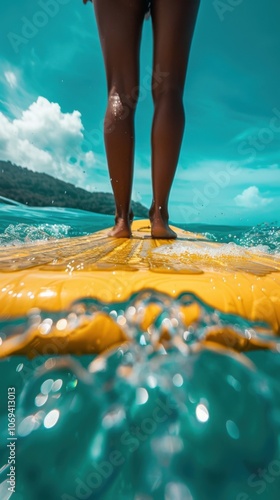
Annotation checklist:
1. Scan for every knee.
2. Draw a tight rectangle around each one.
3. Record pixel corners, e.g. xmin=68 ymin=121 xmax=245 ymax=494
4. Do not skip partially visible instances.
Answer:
xmin=108 ymin=90 xmax=126 ymax=121
xmin=152 ymin=84 xmax=184 ymax=106
xmin=107 ymin=86 xmax=139 ymax=121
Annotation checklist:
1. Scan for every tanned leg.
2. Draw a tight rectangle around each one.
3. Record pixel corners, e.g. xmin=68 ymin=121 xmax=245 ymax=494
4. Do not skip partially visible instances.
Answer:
xmin=93 ymin=0 xmax=147 ymax=237
xmin=149 ymin=0 xmax=200 ymax=238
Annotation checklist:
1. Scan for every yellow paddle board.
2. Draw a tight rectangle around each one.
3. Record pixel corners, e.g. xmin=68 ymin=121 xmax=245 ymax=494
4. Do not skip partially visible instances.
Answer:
xmin=0 ymin=220 xmax=279 ymax=357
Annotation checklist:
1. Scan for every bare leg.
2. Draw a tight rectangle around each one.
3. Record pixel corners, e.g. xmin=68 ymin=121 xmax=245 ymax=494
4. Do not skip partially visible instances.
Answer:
xmin=93 ymin=0 xmax=146 ymax=237
xmin=149 ymin=0 xmax=200 ymax=238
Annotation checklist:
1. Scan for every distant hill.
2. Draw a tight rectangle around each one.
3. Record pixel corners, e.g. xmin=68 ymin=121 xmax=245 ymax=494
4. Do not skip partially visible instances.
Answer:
xmin=0 ymin=160 xmax=148 ymax=217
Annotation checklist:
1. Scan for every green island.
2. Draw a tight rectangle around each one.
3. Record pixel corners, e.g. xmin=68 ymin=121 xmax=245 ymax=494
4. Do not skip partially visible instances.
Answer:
xmin=0 ymin=160 xmax=148 ymax=217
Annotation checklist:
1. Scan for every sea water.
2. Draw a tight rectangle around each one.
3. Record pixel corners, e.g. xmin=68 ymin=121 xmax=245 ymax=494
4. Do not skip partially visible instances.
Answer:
xmin=0 ymin=201 xmax=280 ymax=500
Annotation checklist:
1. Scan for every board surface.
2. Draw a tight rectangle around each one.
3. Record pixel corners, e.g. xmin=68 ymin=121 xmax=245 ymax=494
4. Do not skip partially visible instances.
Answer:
xmin=0 ymin=220 xmax=280 ymax=356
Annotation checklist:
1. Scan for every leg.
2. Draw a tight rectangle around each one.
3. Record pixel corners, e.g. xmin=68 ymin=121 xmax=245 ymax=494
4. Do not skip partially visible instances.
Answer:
xmin=149 ymin=0 xmax=200 ymax=238
xmin=93 ymin=0 xmax=147 ymax=237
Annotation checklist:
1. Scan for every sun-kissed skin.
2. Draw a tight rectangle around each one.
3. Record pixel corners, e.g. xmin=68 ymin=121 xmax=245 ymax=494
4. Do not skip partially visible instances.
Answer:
xmin=85 ymin=0 xmax=200 ymax=238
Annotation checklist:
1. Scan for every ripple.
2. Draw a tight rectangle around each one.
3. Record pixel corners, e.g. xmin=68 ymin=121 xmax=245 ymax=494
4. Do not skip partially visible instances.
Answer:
xmin=0 ymin=294 xmax=280 ymax=499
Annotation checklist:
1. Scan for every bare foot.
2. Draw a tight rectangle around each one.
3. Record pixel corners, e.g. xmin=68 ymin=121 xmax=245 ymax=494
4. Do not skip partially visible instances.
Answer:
xmin=149 ymin=207 xmax=177 ymax=239
xmin=150 ymin=218 xmax=177 ymax=239
xmin=108 ymin=216 xmax=132 ymax=238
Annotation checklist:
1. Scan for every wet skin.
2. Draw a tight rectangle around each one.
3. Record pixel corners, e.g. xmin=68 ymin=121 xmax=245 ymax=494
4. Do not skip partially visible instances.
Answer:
xmin=88 ymin=0 xmax=200 ymax=238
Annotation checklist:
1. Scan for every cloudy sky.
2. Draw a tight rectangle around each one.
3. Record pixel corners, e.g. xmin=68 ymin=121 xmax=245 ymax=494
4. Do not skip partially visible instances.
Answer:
xmin=1 ymin=0 xmax=280 ymax=225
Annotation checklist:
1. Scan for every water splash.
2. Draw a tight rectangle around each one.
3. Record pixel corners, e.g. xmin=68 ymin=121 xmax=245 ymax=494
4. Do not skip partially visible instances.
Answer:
xmin=0 ymin=291 xmax=280 ymax=499
xmin=0 ymin=205 xmax=280 ymax=498
xmin=204 ymin=222 xmax=280 ymax=255
xmin=0 ymin=203 xmax=279 ymax=253
xmin=153 ymin=241 xmax=268 ymax=259
xmin=0 ymin=205 xmax=114 ymax=245
xmin=0 ymin=223 xmax=71 ymax=246
xmin=238 ymin=222 xmax=280 ymax=254
xmin=1 ymin=291 xmax=277 ymax=357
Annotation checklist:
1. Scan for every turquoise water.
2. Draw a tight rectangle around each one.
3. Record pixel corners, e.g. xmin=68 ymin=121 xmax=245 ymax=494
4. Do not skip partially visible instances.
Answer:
xmin=0 ymin=202 xmax=280 ymax=500
xmin=1 ymin=203 xmax=280 ymax=252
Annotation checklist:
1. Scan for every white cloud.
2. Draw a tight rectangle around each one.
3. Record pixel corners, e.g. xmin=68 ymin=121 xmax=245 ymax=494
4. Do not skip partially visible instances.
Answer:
xmin=0 ymin=96 xmax=96 ymax=187
xmin=234 ymin=186 xmax=273 ymax=209
xmin=4 ymin=71 xmax=17 ymax=88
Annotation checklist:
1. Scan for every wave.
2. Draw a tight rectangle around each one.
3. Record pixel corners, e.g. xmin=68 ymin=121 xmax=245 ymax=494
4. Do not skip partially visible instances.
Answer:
xmin=1 ymin=290 xmax=280 ymax=499
xmin=203 ymin=221 xmax=280 ymax=255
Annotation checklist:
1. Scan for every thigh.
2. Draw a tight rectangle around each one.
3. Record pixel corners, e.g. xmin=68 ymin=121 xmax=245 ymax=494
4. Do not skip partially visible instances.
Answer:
xmin=93 ymin=0 xmax=147 ymax=94
xmin=150 ymin=0 xmax=200 ymax=96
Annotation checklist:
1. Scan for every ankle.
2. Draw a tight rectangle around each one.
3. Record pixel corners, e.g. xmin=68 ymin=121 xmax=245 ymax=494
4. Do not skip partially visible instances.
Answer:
xmin=115 ymin=206 xmax=134 ymax=222
xmin=115 ymin=213 xmax=130 ymax=223
xmin=149 ymin=204 xmax=168 ymax=221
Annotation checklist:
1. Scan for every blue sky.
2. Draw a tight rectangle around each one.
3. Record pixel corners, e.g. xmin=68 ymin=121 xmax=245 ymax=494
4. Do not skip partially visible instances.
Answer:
xmin=0 ymin=0 xmax=280 ymax=225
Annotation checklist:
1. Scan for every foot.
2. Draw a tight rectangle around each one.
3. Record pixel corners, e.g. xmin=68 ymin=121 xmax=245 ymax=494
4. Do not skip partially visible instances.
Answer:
xmin=149 ymin=206 xmax=177 ymax=239
xmin=108 ymin=214 xmax=132 ymax=238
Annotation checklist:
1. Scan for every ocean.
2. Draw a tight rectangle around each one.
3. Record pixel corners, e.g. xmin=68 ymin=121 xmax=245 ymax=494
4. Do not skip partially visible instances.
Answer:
xmin=0 ymin=201 xmax=280 ymax=500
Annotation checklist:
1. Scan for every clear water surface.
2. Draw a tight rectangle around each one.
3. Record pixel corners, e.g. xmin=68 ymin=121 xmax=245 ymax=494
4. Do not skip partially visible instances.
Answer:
xmin=0 ymin=200 xmax=280 ymax=500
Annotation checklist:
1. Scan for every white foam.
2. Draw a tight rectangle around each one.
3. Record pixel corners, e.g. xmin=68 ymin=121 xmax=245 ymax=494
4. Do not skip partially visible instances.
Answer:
xmin=0 ymin=223 xmax=71 ymax=247
xmin=153 ymin=242 xmax=270 ymax=259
